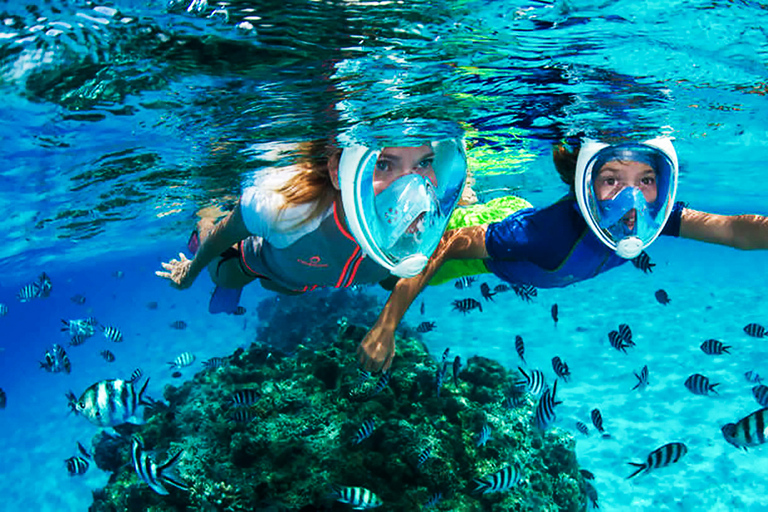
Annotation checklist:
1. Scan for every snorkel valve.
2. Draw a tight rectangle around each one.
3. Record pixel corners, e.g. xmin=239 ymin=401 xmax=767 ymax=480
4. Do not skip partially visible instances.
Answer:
xmin=615 ymin=237 xmax=644 ymax=259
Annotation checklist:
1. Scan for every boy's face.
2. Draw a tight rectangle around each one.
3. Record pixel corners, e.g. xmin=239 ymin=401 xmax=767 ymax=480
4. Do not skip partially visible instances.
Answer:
xmin=594 ymin=160 xmax=658 ymax=231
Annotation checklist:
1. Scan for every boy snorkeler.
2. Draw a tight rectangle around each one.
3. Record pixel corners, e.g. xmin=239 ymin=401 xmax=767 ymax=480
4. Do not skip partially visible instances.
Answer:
xmin=357 ymin=137 xmax=768 ymax=371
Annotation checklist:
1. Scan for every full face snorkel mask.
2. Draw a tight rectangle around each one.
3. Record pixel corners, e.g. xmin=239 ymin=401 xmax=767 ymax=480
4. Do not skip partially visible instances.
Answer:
xmin=338 ymin=139 xmax=467 ymax=277
xmin=574 ymin=138 xmax=678 ymax=259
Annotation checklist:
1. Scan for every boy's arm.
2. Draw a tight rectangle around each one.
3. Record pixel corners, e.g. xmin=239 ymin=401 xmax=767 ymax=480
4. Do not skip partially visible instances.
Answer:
xmin=357 ymin=225 xmax=489 ymax=372
xmin=680 ymin=208 xmax=768 ymax=250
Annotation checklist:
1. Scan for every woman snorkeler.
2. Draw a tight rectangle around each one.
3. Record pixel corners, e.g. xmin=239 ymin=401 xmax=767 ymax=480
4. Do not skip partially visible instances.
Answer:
xmin=357 ymin=137 xmax=768 ymax=371
xmin=156 ymin=139 xmax=468 ymax=313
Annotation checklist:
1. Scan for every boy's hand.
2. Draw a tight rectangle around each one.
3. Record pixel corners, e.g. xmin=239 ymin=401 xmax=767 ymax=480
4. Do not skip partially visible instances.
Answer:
xmin=357 ymin=325 xmax=396 ymax=372
xmin=156 ymin=253 xmax=196 ymax=289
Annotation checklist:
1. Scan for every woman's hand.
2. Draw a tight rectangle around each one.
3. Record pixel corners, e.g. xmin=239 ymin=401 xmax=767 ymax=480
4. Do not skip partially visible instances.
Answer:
xmin=357 ymin=324 xmax=396 ymax=373
xmin=156 ymin=253 xmax=196 ymax=289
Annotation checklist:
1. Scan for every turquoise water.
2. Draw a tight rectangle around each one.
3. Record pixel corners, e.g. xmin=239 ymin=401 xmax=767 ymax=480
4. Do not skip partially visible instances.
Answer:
xmin=1 ymin=0 xmax=767 ymax=510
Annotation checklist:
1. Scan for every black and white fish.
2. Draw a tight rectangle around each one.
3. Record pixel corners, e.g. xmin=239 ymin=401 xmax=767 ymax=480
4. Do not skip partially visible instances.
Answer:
xmin=580 ymin=469 xmax=595 ymax=481
xmin=480 ymin=282 xmax=496 ymax=301
xmin=721 ymin=407 xmax=768 ymax=451
xmin=203 ymin=357 xmax=227 ymax=369
xmin=654 ymin=289 xmax=671 ymax=305
xmin=100 ymin=350 xmax=115 ymax=363
xmin=608 ymin=330 xmax=631 ymax=353
xmin=591 ymin=408 xmax=606 ymax=435
xmin=231 ymin=389 xmax=261 ymax=407
xmin=744 ymin=323 xmax=766 ymax=338
xmin=353 ymin=418 xmax=375 ymax=444
xmin=452 ymin=356 xmax=461 ymax=387
xmin=534 ymin=380 xmax=562 ymax=431
xmin=416 ymin=445 xmax=432 ymax=467
xmin=329 ymin=485 xmax=382 ymax=509
xmin=551 ymin=304 xmax=559 ymax=325
xmin=632 ymin=365 xmax=649 ymax=391
xmin=753 ymin=385 xmax=768 ymax=407
xmin=627 ymin=442 xmax=688 ymax=478
xmin=684 ymin=373 xmax=719 ymax=396
xmin=516 ymin=367 xmax=546 ymax=396
xmin=368 ymin=370 xmax=391 ymax=397
xmin=36 ymin=272 xmax=52 ymax=297
xmin=551 ymin=356 xmax=570 ymax=382
xmin=575 ymin=421 xmax=589 ymax=436
xmin=39 ymin=344 xmax=71 ymax=374
xmin=511 ymin=283 xmax=537 ymax=302
xmin=475 ymin=423 xmax=491 ymax=447
xmin=416 ymin=321 xmax=436 ymax=333
xmin=515 ymin=335 xmax=526 ymax=364
xmin=0 ymin=303 xmax=7 ymax=316
xmin=69 ymin=335 xmax=88 ymax=347
xmin=17 ymin=282 xmax=40 ymax=302
xmin=631 ymin=251 xmax=655 ymax=273
xmin=131 ymin=435 xmax=188 ymax=495
xmin=618 ymin=323 xmax=634 ymax=345
xmin=128 ymin=368 xmax=143 ymax=384
xmin=494 ymin=284 xmax=510 ymax=293
xmin=67 ymin=378 xmax=151 ymax=427
xmin=700 ymin=339 xmax=730 ymax=355
xmin=745 ymin=371 xmax=764 ymax=384
xmin=420 ymin=300 xmax=425 ymax=315
xmin=232 ymin=306 xmax=247 ymax=316
xmin=229 ymin=407 xmax=258 ymax=423
xmin=423 ymin=491 xmax=442 ymax=509
xmin=168 ymin=352 xmax=196 ymax=369
xmin=70 ymin=294 xmax=86 ymax=305
xmin=454 ymin=276 xmax=477 ymax=289
xmin=65 ymin=455 xmax=89 ymax=476
xmin=169 ymin=320 xmax=187 ymax=330
xmin=61 ymin=318 xmax=95 ymax=338
xmin=472 ymin=465 xmax=521 ymax=494
xmin=100 ymin=325 xmax=123 ymax=343
xmin=452 ymin=298 xmax=482 ymax=314
xmin=0 ymin=388 xmax=6 ymax=409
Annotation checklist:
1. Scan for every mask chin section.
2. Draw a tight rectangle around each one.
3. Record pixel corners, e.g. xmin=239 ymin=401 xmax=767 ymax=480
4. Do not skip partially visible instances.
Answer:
xmin=615 ymin=237 xmax=643 ymax=259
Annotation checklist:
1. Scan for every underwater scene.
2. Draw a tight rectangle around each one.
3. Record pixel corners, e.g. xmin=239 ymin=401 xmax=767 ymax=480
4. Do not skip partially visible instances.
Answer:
xmin=1 ymin=0 xmax=768 ymax=511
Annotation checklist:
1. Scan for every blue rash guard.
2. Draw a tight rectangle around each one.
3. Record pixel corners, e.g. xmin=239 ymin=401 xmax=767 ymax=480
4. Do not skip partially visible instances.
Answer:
xmin=484 ymin=196 xmax=685 ymax=288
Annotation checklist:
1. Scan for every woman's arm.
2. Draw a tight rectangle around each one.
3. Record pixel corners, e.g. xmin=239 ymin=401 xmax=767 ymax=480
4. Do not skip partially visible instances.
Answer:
xmin=680 ymin=208 xmax=768 ymax=250
xmin=357 ymin=225 xmax=489 ymax=371
xmin=157 ymin=202 xmax=252 ymax=289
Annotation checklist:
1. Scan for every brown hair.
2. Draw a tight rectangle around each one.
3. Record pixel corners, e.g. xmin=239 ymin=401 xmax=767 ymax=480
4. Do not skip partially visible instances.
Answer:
xmin=552 ymin=142 xmax=579 ymax=188
xmin=274 ymin=139 xmax=342 ymax=227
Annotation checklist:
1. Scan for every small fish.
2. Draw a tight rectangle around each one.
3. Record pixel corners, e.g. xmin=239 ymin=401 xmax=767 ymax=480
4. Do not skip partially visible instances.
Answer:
xmin=419 ymin=300 xmax=425 ymax=315
xmin=369 ymin=370 xmax=391 ymax=397
xmin=476 ymin=423 xmax=492 ymax=447
xmin=70 ymin=294 xmax=86 ymax=305
xmin=172 ymin=371 xmax=182 ymax=378
xmin=700 ymin=339 xmax=730 ymax=355
xmin=203 ymin=357 xmax=227 ymax=369
xmin=451 ymin=298 xmax=482 ymax=314
xmin=684 ymin=373 xmax=719 ymax=396
xmin=534 ymin=381 xmax=562 ymax=430
xmin=128 ymin=368 xmax=143 ymax=384
xmin=329 ymin=485 xmax=382 ymax=509
xmin=516 ymin=367 xmax=546 ymax=396
xmin=77 ymin=441 xmax=91 ymax=459
xmin=580 ymin=469 xmax=595 ymax=480
xmin=591 ymin=409 xmax=605 ymax=434
xmin=416 ymin=321 xmax=436 ymax=333
xmin=36 ymin=273 xmax=52 ymax=297
xmin=618 ymin=323 xmax=634 ymax=345
xmin=436 ymin=362 xmax=448 ymax=398
xmin=551 ymin=356 xmax=570 ymax=382
xmin=473 ymin=465 xmax=522 ymax=494
xmin=753 ymin=385 xmax=768 ymax=407
xmin=0 ymin=303 xmax=8 ymax=316
xmin=632 ymin=365 xmax=649 ymax=391
xmin=452 ymin=356 xmax=461 ymax=387
xmin=65 ymin=455 xmax=89 ymax=476
xmin=17 ymin=282 xmax=40 ymax=302
xmin=494 ymin=284 xmax=510 ymax=293
xmin=353 ymin=418 xmax=375 ymax=444
xmin=39 ymin=344 xmax=71 ymax=374
xmin=416 ymin=445 xmax=432 ymax=467
xmin=131 ymin=435 xmax=188 ymax=495
xmin=627 ymin=442 xmax=688 ymax=478
xmin=112 ymin=270 xmax=125 ymax=279
xmin=551 ymin=304 xmax=559 ymax=324
xmin=585 ymin=481 xmax=599 ymax=509
xmin=232 ymin=306 xmax=246 ymax=316
xmin=61 ymin=318 xmax=95 ymax=338
xmin=744 ymin=323 xmax=767 ymax=338
xmin=229 ymin=407 xmax=258 ymax=423
xmin=454 ymin=276 xmax=477 ymax=289
xmin=423 ymin=491 xmax=442 ymax=509
xmin=231 ymin=389 xmax=261 ymax=407
xmin=101 ymin=325 xmax=123 ymax=343
xmin=67 ymin=378 xmax=151 ymax=427
xmin=69 ymin=335 xmax=88 ymax=347
xmin=608 ymin=330 xmax=630 ymax=353
xmin=146 ymin=301 xmax=159 ymax=310
xmin=511 ymin=283 xmax=537 ymax=302
xmin=168 ymin=352 xmax=196 ymax=369
xmin=631 ymin=251 xmax=655 ymax=273
xmin=515 ymin=335 xmax=526 ymax=364
xmin=654 ymin=289 xmax=671 ymax=305
xmin=575 ymin=421 xmax=589 ymax=436
xmin=100 ymin=350 xmax=116 ymax=363
xmin=722 ymin=408 xmax=768 ymax=451
xmin=0 ymin=388 xmax=6 ymax=408
xmin=746 ymin=371 xmax=764 ymax=384
xmin=169 ymin=320 xmax=187 ymax=330
xmin=480 ymin=282 xmax=496 ymax=301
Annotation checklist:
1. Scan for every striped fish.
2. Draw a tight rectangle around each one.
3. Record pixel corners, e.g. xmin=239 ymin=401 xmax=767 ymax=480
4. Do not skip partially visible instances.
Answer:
xmin=744 ymin=323 xmax=766 ymax=338
xmin=551 ymin=356 xmax=570 ymax=382
xmin=368 ymin=370 xmax=391 ymax=397
xmin=753 ymin=385 xmax=768 ymax=407
xmin=202 ymin=357 xmax=227 ymax=369
xmin=511 ymin=283 xmax=537 ymax=302
xmin=684 ymin=373 xmax=719 ymax=396
xmin=608 ymin=330 xmax=630 ymax=353
xmin=416 ymin=445 xmax=432 ymax=468
xmin=745 ymin=371 xmax=764 ymax=384
xmin=632 ymin=365 xmax=649 ymax=391
xmin=67 ymin=378 xmax=151 ymax=427
xmin=575 ymin=421 xmax=589 ymax=436
xmin=128 ymin=368 xmax=143 ymax=384
xmin=231 ymin=389 xmax=261 ymax=407
xmin=423 ymin=491 xmax=442 ymax=509
xmin=0 ymin=303 xmax=7 ymax=316
xmin=61 ymin=319 xmax=95 ymax=338
xmin=100 ymin=350 xmax=115 ymax=363
xmin=65 ymin=456 xmax=89 ymax=476
xmin=472 ymin=465 xmax=521 ymax=494
xmin=454 ymin=276 xmax=476 ymax=289
xmin=416 ymin=321 xmax=436 ymax=333
xmin=494 ymin=284 xmax=510 ymax=293
xmin=700 ymin=339 xmax=730 ymax=355
xmin=37 ymin=272 xmax=52 ymax=297
xmin=516 ymin=367 xmax=546 ymax=396
xmin=618 ymin=323 xmax=634 ymax=346
xmin=353 ymin=418 xmax=375 ymax=444
xmin=452 ymin=298 xmax=482 ymax=314
xmin=101 ymin=325 xmax=123 ymax=343
xmin=69 ymin=335 xmax=88 ymax=347
xmin=229 ymin=407 xmax=258 ymax=423
xmin=631 ymin=251 xmax=655 ymax=273
xmin=330 ymin=485 xmax=383 ymax=509
xmin=722 ymin=407 xmax=768 ymax=451
xmin=515 ymin=335 xmax=526 ymax=364
xmin=534 ymin=380 xmax=562 ymax=431
xmin=167 ymin=352 xmax=196 ymax=369
xmin=131 ymin=435 xmax=188 ymax=495
xmin=475 ymin=423 xmax=491 ymax=447
xmin=591 ymin=409 xmax=605 ymax=434
xmin=627 ymin=442 xmax=688 ymax=478
xmin=17 ymin=283 xmax=40 ymax=302
xmin=39 ymin=344 xmax=71 ymax=374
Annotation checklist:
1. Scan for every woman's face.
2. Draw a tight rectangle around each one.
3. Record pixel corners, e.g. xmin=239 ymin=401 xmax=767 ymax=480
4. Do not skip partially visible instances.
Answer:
xmin=373 ymin=145 xmax=436 ymax=195
xmin=594 ymin=159 xmax=658 ymax=230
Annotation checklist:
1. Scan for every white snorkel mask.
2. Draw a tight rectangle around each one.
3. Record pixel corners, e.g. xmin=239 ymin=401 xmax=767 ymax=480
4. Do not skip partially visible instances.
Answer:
xmin=574 ymin=138 xmax=679 ymax=259
xmin=338 ymin=139 xmax=467 ymax=277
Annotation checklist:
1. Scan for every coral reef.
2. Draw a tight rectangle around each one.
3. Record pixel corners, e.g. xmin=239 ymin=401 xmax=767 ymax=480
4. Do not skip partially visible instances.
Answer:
xmin=89 ymin=288 xmax=588 ymax=511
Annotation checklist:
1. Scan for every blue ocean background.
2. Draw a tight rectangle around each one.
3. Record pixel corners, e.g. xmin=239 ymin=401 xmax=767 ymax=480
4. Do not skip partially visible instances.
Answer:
xmin=1 ymin=0 xmax=768 ymax=510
